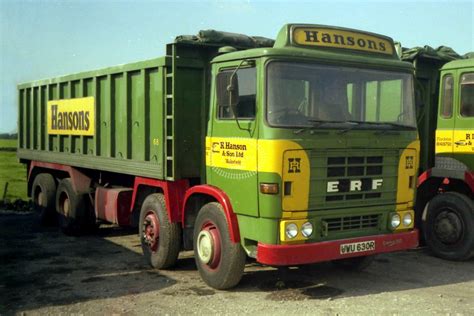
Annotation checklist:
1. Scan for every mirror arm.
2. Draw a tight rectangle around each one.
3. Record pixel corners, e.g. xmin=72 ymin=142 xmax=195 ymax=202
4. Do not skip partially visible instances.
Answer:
xmin=228 ymin=60 xmax=251 ymax=132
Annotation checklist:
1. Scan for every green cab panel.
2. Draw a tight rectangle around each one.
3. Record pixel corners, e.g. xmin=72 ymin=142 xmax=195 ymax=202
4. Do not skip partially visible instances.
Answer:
xmin=435 ymin=59 xmax=474 ymax=168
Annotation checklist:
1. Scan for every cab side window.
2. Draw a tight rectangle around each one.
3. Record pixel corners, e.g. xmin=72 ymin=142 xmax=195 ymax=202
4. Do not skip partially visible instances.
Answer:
xmin=441 ymin=75 xmax=454 ymax=118
xmin=216 ymin=67 xmax=256 ymax=120
xmin=460 ymin=73 xmax=474 ymax=117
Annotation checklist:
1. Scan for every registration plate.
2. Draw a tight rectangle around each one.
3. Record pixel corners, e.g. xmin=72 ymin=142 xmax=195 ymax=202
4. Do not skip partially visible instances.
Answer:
xmin=340 ymin=240 xmax=376 ymax=255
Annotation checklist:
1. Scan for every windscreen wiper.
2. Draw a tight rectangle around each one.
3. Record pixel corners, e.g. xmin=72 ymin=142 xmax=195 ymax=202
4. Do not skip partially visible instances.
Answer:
xmin=294 ymin=119 xmax=359 ymax=134
xmin=293 ymin=119 xmax=356 ymax=134
xmin=307 ymin=119 xmax=353 ymax=125
xmin=337 ymin=120 xmax=415 ymax=134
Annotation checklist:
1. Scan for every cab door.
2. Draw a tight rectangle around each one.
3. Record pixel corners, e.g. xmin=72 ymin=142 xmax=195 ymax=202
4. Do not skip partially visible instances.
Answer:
xmin=435 ymin=72 xmax=456 ymax=155
xmin=206 ymin=61 xmax=259 ymax=217
xmin=452 ymin=70 xmax=474 ymax=160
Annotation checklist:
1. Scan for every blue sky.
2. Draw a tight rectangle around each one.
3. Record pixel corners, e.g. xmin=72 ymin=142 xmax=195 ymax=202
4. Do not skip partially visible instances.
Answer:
xmin=1 ymin=0 xmax=473 ymax=133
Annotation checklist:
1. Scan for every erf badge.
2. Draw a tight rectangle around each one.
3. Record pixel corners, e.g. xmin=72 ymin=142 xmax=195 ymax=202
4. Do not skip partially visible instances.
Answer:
xmin=288 ymin=158 xmax=301 ymax=173
xmin=405 ymin=156 xmax=414 ymax=169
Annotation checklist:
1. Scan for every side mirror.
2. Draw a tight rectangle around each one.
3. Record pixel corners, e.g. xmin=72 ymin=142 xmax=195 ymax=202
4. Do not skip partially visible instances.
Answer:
xmin=216 ymin=71 xmax=239 ymax=109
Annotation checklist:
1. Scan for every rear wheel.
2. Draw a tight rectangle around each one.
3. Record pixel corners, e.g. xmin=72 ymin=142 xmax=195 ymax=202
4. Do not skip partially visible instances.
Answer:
xmin=423 ymin=192 xmax=474 ymax=260
xmin=32 ymin=173 xmax=57 ymax=225
xmin=332 ymin=255 xmax=375 ymax=271
xmin=193 ymin=202 xmax=246 ymax=290
xmin=55 ymin=178 xmax=92 ymax=235
xmin=139 ymin=193 xmax=181 ymax=269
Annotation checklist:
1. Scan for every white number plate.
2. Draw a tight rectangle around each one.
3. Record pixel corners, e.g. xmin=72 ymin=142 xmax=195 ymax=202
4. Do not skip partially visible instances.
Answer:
xmin=340 ymin=240 xmax=376 ymax=255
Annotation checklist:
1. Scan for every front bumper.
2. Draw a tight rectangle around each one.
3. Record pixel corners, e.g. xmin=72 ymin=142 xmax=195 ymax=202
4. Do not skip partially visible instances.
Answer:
xmin=256 ymin=229 xmax=419 ymax=266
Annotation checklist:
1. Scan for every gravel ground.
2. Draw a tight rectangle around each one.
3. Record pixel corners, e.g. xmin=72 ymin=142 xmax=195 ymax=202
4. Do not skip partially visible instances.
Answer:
xmin=0 ymin=211 xmax=473 ymax=315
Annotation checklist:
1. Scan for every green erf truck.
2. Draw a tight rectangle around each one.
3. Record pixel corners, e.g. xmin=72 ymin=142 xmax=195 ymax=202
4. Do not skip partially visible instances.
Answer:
xmin=18 ymin=24 xmax=420 ymax=289
xmin=402 ymin=48 xmax=474 ymax=260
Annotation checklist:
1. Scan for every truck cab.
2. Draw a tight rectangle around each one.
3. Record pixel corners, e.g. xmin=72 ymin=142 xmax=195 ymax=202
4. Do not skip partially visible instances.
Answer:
xmin=412 ymin=56 xmax=474 ymax=260
xmin=201 ymin=24 xmax=419 ymax=275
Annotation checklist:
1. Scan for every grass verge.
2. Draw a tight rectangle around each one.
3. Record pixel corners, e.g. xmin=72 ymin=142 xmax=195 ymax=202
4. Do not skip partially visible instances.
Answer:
xmin=0 ymin=139 xmax=28 ymax=201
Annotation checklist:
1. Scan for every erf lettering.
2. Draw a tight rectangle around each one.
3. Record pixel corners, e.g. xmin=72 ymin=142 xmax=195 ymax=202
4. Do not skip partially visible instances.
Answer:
xmin=327 ymin=179 xmax=383 ymax=193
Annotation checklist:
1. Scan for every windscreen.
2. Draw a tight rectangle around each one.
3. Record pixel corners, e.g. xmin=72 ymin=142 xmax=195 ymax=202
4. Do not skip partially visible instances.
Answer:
xmin=266 ymin=61 xmax=416 ymax=129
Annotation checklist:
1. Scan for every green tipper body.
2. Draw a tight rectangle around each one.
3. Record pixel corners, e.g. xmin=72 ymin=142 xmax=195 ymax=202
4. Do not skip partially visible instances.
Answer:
xmin=18 ymin=53 xmax=207 ymax=180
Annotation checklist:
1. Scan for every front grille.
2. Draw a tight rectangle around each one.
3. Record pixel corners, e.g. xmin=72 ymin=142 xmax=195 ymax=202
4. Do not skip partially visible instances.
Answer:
xmin=325 ymin=155 xmax=384 ymax=202
xmin=324 ymin=214 xmax=380 ymax=232
xmin=307 ymin=149 xmax=399 ymax=210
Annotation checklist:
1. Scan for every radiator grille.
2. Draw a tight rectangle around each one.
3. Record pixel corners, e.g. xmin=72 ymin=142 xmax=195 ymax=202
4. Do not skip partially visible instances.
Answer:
xmin=325 ymin=155 xmax=384 ymax=202
xmin=324 ymin=214 xmax=380 ymax=232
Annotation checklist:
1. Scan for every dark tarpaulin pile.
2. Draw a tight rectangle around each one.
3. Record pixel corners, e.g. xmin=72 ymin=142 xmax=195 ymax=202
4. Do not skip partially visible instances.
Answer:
xmin=175 ymin=29 xmax=275 ymax=49
xmin=401 ymin=45 xmax=473 ymax=62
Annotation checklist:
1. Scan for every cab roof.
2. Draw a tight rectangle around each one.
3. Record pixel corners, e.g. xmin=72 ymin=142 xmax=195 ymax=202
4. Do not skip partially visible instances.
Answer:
xmin=211 ymin=46 xmax=414 ymax=72
xmin=441 ymin=58 xmax=474 ymax=70
xmin=211 ymin=24 xmax=408 ymax=70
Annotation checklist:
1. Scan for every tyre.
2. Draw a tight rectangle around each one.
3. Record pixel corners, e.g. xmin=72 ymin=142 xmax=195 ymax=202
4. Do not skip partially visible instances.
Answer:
xmin=193 ymin=202 xmax=246 ymax=290
xmin=423 ymin=192 xmax=474 ymax=261
xmin=55 ymin=178 xmax=91 ymax=235
xmin=332 ymin=255 xmax=375 ymax=271
xmin=31 ymin=173 xmax=57 ymax=226
xmin=139 ymin=193 xmax=181 ymax=269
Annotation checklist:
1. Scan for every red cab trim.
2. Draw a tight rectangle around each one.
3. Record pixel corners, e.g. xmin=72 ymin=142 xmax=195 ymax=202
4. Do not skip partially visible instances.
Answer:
xmin=182 ymin=185 xmax=240 ymax=243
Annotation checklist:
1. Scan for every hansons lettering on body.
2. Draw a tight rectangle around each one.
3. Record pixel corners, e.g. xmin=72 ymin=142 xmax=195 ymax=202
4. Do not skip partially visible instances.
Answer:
xmin=293 ymin=27 xmax=393 ymax=55
xmin=50 ymin=104 xmax=90 ymax=131
xmin=47 ymin=97 xmax=95 ymax=136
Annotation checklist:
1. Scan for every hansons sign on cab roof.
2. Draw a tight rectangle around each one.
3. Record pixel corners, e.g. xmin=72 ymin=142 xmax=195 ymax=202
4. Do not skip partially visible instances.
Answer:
xmin=277 ymin=24 xmax=395 ymax=56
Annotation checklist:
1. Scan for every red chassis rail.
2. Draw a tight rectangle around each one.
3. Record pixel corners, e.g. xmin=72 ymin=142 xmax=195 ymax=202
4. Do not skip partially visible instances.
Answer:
xmin=257 ymin=230 xmax=419 ymax=266
xmin=28 ymin=161 xmax=91 ymax=193
xmin=27 ymin=162 xmax=241 ymax=237
xmin=130 ymin=177 xmax=189 ymax=223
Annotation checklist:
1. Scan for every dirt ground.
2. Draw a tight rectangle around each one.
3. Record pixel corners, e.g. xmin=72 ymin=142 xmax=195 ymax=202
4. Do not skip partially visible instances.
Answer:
xmin=1 ymin=211 xmax=473 ymax=315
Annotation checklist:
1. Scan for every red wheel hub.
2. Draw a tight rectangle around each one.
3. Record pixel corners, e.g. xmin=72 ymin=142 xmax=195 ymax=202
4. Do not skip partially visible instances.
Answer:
xmin=143 ymin=212 xmax=160 ymax=252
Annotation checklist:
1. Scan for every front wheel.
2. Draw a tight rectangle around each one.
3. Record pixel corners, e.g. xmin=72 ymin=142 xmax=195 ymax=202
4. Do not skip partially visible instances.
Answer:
xmin=139 ymin=193 xmax=181 ymax=269
xmin=423 ymin=192 xmax=474 ymax=261
xmin=193 ymin=202 xmax=246 ymax=290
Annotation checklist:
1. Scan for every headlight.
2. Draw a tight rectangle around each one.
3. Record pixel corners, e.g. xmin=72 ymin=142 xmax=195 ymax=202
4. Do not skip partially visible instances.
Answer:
xmin=403 ymin=213 xmax=413 ymax=227
xmin=391 ymin=214 xmax=401 ymax=229
xmin=301 ymin=222 xmax=313 ymax=237
xmin=285 ymin=223 xmax=298 ymax=239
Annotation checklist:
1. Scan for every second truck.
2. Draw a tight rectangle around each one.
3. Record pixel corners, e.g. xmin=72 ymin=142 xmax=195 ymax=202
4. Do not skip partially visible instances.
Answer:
xmin=402 ymin=47 xmax=474 ymax=260
xmin=18 ymin=24 xmax=420 ymax=289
